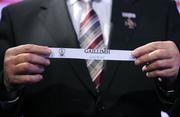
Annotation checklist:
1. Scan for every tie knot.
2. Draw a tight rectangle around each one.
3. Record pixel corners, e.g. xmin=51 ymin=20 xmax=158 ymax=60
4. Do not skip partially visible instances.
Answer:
xmin=81 ymin=0 xmax=92 ymax=10
xmin=81 ymin=0 xmax=92 ymax=5
xmin=82 ymin=0 xmax=91 ymax=3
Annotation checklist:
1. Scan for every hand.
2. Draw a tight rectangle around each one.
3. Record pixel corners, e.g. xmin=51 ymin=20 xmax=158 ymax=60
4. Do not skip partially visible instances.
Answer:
xmin=132 ymin=41 xmax=180 ymax=84
xmin=3 ymin=44 xmax=51 ymax=90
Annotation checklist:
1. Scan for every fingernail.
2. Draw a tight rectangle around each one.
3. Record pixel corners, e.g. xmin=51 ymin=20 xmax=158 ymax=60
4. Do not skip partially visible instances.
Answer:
xmin=131 ymin=51 xmax=135 ymax=57
xmin=44 ymin=47 xmax=51 ymax=54
xmin=39 ymin=75 xmax=43 ymax=79
xmin=46 ymin=59 xmax=50 ymax=65
xmin=34 ymin=75 xmax=43 ymax=82
xmin=48 ymin=48 xmax=52 ymax=53
xmin=135 ymin=60 xmax=140 ymax=65
xmin=146 ymin=72 xmax=149 ymax=77
xmin=142 ymin=66 xmax=146 ymax=71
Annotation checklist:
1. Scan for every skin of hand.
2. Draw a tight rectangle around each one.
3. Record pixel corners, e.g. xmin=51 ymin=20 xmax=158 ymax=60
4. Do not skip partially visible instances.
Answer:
xmin=132 ymin=41 xmax=180 ymax=88
xmin=3 ymin=44 xmax=51 ymax=90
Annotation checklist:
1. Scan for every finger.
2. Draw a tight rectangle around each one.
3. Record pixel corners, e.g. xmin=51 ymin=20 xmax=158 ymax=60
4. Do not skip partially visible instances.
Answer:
xmin=14 ymin=63 xmax=45 ymax=75
xmin=11 ymin=74 xmax=43 ymax=84
xmin=146 ymin=68 xmax=176 ymax=78
xmin=135 ymin=49 xmax=171 ymax=65
xmin=6 ymin=44 xmax=51 ymax=56
xmin=13 ymin=53 xmax=50 ymax=66
xmin=132 ymin=41 xmax=172 ymax=58
xmin=142 ymin=59 xmax=173 ymax=72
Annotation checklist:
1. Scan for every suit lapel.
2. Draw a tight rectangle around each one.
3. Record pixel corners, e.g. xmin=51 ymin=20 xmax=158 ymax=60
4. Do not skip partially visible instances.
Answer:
xmin=100 ymin=0 xmax=142 ymax=92
xmin=38 ymin=0 xmax=78 ymax=47
xmin=38 ymin=0 xmax=97 ymax=96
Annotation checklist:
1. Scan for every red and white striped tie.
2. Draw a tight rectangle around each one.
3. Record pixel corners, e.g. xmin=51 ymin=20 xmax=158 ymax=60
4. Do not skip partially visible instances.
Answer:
xmin=79 ymin=0 xmax=105 ymax=89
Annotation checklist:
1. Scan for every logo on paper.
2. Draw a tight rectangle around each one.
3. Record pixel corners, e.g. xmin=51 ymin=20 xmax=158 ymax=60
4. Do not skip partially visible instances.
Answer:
xmin=59 ymin=48 xmax=65 ymax=56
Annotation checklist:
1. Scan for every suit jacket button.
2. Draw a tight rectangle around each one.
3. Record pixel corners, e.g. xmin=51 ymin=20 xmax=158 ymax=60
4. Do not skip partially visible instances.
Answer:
xmin=96 ymin=88 xmax=100 ymax=93
xmin=98 ymin=106 xmax=105 ymax=111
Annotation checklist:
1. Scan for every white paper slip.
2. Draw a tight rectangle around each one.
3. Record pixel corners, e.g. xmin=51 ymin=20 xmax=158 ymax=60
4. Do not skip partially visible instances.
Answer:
xmin=49 ymin=48 xmax=135 ymax=61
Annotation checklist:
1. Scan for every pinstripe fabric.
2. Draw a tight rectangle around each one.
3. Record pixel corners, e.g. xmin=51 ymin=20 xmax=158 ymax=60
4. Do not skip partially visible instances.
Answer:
xmin=79 ymin=1 xmax=105 ymax=88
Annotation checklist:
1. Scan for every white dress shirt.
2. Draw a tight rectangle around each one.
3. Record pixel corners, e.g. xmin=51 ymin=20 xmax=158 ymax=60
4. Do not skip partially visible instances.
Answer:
xmin=67 ymin=0 xmax=112 ymax=46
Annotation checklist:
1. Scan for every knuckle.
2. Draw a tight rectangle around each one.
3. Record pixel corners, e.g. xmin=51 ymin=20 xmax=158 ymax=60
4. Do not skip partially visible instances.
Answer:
xmin=5 ymin=47 xmax=14 ymax=56
xmin=166 ymin=40 xmax=174 ymax=45
xmin=4 ymin=58 xmax=10 ymax=65
xmin=154 ymin=61 xmax=161 ymax=67
xmin=153 ymin=41 xmax=162 ymax=48
xmin=24 ymin=53 xmax=33 ymax=62
xmin=155 ymin=49 xmax=162 ymax=55
xmin=155 ymin=49 xmax=164 ymax=58
xmin=22 ymin=63 xmax=32 ymax=71
xmin=174 ymin=50 xmax=180 ymax=59
xmin=156 ymin=70 xmax=169 ymax=78
xmin=7 ymin=75 xmax=16 ymax=84
xmin=24 ymin=77 xmax=31 ymax=83
xmin=24 ymin=44 xmax=34 ymax=51
xmin=5 ymin=48 xmax=11 ymax=55
xmin=168 ymin=60 xmax=174 ymax=67
xmin=147 ymin=54 xmax=151 ymax=60
xmin=4 ymin=57 xmax=12 ymax=65
xmin=154 ymin=71 xmax=161 ymax=77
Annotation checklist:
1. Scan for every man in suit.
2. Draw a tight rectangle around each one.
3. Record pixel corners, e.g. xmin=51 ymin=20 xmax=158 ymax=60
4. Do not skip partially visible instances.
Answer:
xmin=0 ymin=0 xmax=180 ymax=117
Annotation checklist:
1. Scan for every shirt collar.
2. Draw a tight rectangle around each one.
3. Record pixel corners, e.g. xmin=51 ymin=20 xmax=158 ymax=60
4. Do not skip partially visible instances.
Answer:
xmin=67 ymin=0 xmax=78 ymax=6
xmin=67 ymin=0 xmax=112 ymax=6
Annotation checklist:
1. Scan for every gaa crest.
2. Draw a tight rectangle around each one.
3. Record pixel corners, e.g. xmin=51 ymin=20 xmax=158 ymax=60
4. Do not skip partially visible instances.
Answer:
xmin=124 ymin=18 xmax=136 ymax=29
xmin=122 ymin=12 xmax=136 ymax=29
xmin=59 ymin=48 xmax=65 ymax=56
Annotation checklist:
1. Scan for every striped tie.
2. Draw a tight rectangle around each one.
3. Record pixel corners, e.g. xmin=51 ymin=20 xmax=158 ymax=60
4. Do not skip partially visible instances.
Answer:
xmin=79 ymin=1 xmax=105 ymax=88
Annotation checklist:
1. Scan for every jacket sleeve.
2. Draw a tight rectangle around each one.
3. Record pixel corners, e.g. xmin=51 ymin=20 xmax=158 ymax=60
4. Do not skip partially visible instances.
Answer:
xmin=155 ymin=0 xmax=180 ymax=112
xmin=0 ymin=6 xmax=23 ymax=117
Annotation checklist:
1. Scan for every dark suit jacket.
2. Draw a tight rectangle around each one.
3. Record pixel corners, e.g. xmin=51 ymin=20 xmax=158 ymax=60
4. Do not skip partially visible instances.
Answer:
xmin=0 ymin=0 xmax=180 ymax=117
